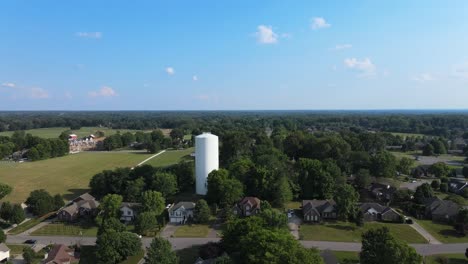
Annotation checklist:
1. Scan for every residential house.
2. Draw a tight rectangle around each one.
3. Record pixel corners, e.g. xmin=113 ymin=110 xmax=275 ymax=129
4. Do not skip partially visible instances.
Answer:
xmin=43 ymin=244 xmax=79 ymax=264
xmin=302 ymin=199 xmax=337 ymax=222
xmin=57 ymin=193 xmax=100 ymax=222
xmin=411 ymin=165 xmax=432 ymax=178
xmin=120 ymin=202 xmax=141 ymax=222
xmin=359 ymin=203 xmax=401 ymax=222
xmin=232 ymin=197 xmax=261 ymax=217
xmin=0 ymin=243 xmax=10 ymax=262
xmin=448 ymin=178 xmax=467 ymax=195
xmin=369 ymin=183 xmax=397 ymax=203
xmin=168 ymin=202 xmax=195 ymax=224
xmin=424 ymin=197 xmax=462 ymax=223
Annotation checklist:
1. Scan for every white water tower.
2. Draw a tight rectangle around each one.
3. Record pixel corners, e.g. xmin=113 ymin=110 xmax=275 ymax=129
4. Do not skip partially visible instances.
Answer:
xmin=195 ymin=132 xmax=219 ymax=195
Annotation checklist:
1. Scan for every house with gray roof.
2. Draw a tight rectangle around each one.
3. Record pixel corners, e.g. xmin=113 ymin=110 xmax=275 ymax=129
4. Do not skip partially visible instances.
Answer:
xmin=120 ymin=202 xmax=141 ymax=222
xmin=424 ymin=197 xmax=462 ymax=223
xmin=168 ymin=202 xmax=195 ymax=224
xmin=232 ymin=197 xmax=261 ymax=217
xmin=302 ymin=199 xmax=337 ymax=222
xmin=359 ymin=203 xmax=401 ymax=222
xmin=57 ymin=193 xmax=100 ymax=222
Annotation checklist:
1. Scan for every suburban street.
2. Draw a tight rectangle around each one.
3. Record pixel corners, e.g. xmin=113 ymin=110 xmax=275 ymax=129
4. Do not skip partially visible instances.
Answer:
xmin=6 ymin=234 xmax=468 ymax=256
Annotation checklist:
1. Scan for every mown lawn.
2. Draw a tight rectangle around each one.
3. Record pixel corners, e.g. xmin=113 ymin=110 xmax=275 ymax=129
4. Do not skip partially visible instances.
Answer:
xmin=144 ymin=148 xmax=194 ymax=168
xmin=390 ymin=132 xmax=426 ymax=139
xmin=0 ymin=151 xmax=153 ymax=203
xmin=0 ymin=126 xmax=157 ymax=139
xmin=332 ymin=251 xmax=360 ymax=263
xmin=300 ymin=221 xmax=427 ymax=243
xmin=8 ymin=212 xmax=56 ymax=235
xmin=31 ymin=223 xmax=98 ymax=236
xmin=417 ymin=220 xmax=468 ymax=243
xmin=424 ymin=254 xmax=467 ymax=264
xmin=173 ymin=224 xmax=210 ymax=238
xmin=6 ymin=244 xmax=28 ymax=255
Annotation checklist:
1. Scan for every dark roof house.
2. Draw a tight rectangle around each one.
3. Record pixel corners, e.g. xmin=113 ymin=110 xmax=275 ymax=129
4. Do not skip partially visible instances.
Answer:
xmin=58 ymin=194 xmax=99 ymax=222
xmin=43 ymin=244 xmax=79 ymax=264
xmin=359 ymin=203 xmax=401 ymax=222
xmin=369 ymin=183 xmax=397 ymax=203
xmin=233 ymin=197 xmax=261 ymax=217
xmin=424 ymin=198 xmax=462 ymax=223
xmin=302 ymin=199 xmax=337 ymax=222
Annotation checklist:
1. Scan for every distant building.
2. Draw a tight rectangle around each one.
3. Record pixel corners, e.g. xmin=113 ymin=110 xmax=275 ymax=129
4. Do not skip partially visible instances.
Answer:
xmin=0 ymin=243 xmax=10 ymax=262
xmin=369 ymin=183 xmax=397 ymax=203
xmin=168 ymin=202 xmax=195 ymax=224
xmin=302 ymin=199 xmax=337 ymax=222
xmin=120 ymin=202 xmax=141 ymax=222
xmin=68 ymin=134 xmax=78 ymax=141
xmin=43 ymin=244 xmax=79 ymax=264
xmin=424 ymin=197 xmax=464 ymax=223
xmin=232 ymin=197 xmax=261 ymax=217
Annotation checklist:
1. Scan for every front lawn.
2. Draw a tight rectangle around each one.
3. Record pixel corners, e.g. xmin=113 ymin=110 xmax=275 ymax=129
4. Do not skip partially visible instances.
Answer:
xmin=424 ymin=254 xmax=467 ymax=264
xmin=300 ymin=221 xmax=427 ymax=243
xmin=8 ymin=212 xmax=55 ymax=235
xmin=173 ymin=224 xmax=210 ymax=238
xmin=417 ymin=220 xmax=468 ymax=243
xmin=31 ymin=222 xmax=98 ymax=236
xmin=332 ymin=251 xmax=360 ymax=263
xmin=6 ymin=244 xmax=28 ymax=255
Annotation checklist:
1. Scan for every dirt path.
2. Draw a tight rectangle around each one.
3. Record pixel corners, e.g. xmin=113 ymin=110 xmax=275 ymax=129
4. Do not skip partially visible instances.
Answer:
xmin=135 ymin=150 xmax=166 ymax=167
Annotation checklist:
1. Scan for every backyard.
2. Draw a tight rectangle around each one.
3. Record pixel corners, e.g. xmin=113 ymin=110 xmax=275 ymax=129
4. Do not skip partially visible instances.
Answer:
xmin=31 ymin=222 xmax=99 ymax=237
xmin=299 ymin=221 xmax=427 ymax=243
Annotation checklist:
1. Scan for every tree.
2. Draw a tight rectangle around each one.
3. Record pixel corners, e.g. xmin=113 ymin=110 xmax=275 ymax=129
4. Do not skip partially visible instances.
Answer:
xmin=455 ymin=209 xmax=468 ymax=236
xmin=370 ymin=151 xmax=397 ymax=178
xmin=258 ymin=208 xmax=288 ymax=229
xmin=53 ymin=194 xmax=65 ymax=209
xmin=440 ymin=183 xmax=449 ymax=193
xmin=207 ymin=169 xmax=244 ymax=207
xmin=414 ymin=183 xmax=434 ymax=204
xmin=135 ymin=212 xmax=158 ymax=235
xmin=25 ymin=189 xmax=55 ymax=215
xmin=463 ymin=166 xmax=468 ymax=178
xmin=100 ymin=194 xmax=123 ymax=220
xmin=0 ymin=230 xmax=5 ymax=243
xmin=297 ymin=158 xmax=334 ymax=199
xmin=422 ymin=144 xmax=434 ymax=156
xmin=27 ymin=147 xmax=40 ymax=161
xmin=95 ymin=230 xmax=123 ymax=264
xmin=0 ymin=183 xmax=12 ymax=200
xmin=355 ymin=210 xmax=364 ymax=227
xmin=355 ymin=169 xmax=371 ymax=189
xmin=431 ymin=180 xmax=440 ymax=190
xmin=397 ymin=157 xmax=414 ymax=175
xmin=147 ymin=142 xmax=161 ymax=154
xmin=10 ymin=204 xmax=25 ymax=224
xmin=194 ymin=199 xmax=211 ymax=224
xmin=465 ymin=248 xmax=468 ymax=259
xmin=22 ymin=247 xmax=35 ymax=264
xmin=212 ymin=254 xmax=234 ymax=264
xmin=118 ymin=231 xmax=142 ymax=259
xmin=141 ymin=191 xmax=165 ymax=215
xmin=0 ymin=202 xmax=12 ymax=221
xmin=145 ymin=237 xmax=179 ymax=264
xmin=429 ymin=162 xmax=450 ymax=178
xmin=360 ymin=227 xmax=422 ymax=264
xmin=172 ymin=160 xmax=195 ymax=192
xmin=151 ymin=172 xmax=178 ymax=198
xmin=334 ymin=184 xmax=360 ymax=221
xmin=98 ymin=217 xmax=126 ymax=235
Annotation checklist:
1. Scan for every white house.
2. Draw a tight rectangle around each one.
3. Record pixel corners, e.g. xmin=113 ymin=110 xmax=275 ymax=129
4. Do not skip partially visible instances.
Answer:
xmin=0 ymin=243 xmax=10 ymax=262
xmin=168 ymin=202 xmax=195 ymax=224
xmin=120 ymin=202 xmax=140 ymax=222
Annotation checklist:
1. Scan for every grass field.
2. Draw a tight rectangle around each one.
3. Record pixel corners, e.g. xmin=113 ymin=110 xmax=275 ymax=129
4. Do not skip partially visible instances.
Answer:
xmin=417 ymin=220 xmax=468 ymax=243
xmin=31 ymin=223 xmax=98 ymax=236
xmin=144 ymin=148 xmax=194 ymax=167
xmin=299 ymin=221 xmax=427 ymax=243
xmin=0 ymin=151 xmax=154 ymax=203
xmin=8 ymin=212 xmax=56 ymax=235
xmin=0 ymin=126 xmax=163 ymax=139
xmin=173 ymin=224 xmax=210 ymax=238
xmin=390 ymin=132 xmax=426 ymax=138
xmin=424 ymin=254 xmax=467 ymax=264
xmin=331 ymin=251 xmax=360 ymax=263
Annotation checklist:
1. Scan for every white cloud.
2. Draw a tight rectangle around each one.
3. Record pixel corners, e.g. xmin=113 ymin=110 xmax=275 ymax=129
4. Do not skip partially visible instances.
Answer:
xmin=311 ymin=17 xmax=331 ymax=30
xmin=75 ymin=32 xmax=102 ymax=39
xmin=344 ymin=58 xmax=376 ymax=77
xmin=166 ymin=67 xmax=175 ymax=75
xmin=1 ymin=82 xmax=15 ymax=88
xmin=29 ymin=87 xmax=49 ymax=99
xmin=332 ymin=44 xmax=352 ymax=51
xmin=255 ymin=25 xmax=278 ymax=44
xmin=192 ymin=75 xmax=198 ymax=81
xmin=412 ymin=73 xmax=435 ymax=82
xmin=88 ymin=86 xmax=117 ymax=98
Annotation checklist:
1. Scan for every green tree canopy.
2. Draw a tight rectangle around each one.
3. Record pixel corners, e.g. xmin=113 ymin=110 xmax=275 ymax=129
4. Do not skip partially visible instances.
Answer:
xmin=141 ymin=190 xmax=165 ymax=215
xmin=145 ymin=237 xmax=179 ymax=264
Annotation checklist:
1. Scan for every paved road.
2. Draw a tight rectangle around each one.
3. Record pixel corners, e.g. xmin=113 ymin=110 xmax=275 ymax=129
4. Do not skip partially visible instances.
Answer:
xmin=7 ymin=234 xmax=468 ymax=256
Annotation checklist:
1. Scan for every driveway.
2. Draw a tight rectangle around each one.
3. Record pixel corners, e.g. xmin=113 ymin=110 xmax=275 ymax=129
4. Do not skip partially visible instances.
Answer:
xmin=400 ymin=179 xmax=433 ymax=191
xmin=410 ymin=221 xmax=441 ymax=244
xmin=159 ymin=223 xmax=179 ymax=238
xmin=288 ymin=214 xmax=302 ymax=240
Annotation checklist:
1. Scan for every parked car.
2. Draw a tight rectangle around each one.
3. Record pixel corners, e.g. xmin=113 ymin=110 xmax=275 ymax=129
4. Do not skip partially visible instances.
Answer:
xmin=24 ymin=239 xmax=37 ymax=244
xmin=405 ymin=217 xmax=413 ymax=224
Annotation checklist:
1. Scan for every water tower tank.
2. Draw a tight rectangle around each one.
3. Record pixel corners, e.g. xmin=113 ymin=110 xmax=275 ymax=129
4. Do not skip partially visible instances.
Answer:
xmin=195 ymin=132 xmax=219 ymax=195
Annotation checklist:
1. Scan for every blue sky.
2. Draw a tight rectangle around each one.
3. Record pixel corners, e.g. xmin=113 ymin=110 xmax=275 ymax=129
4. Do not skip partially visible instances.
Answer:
xmin=1 ymin=1 xmax=468 ymax=110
